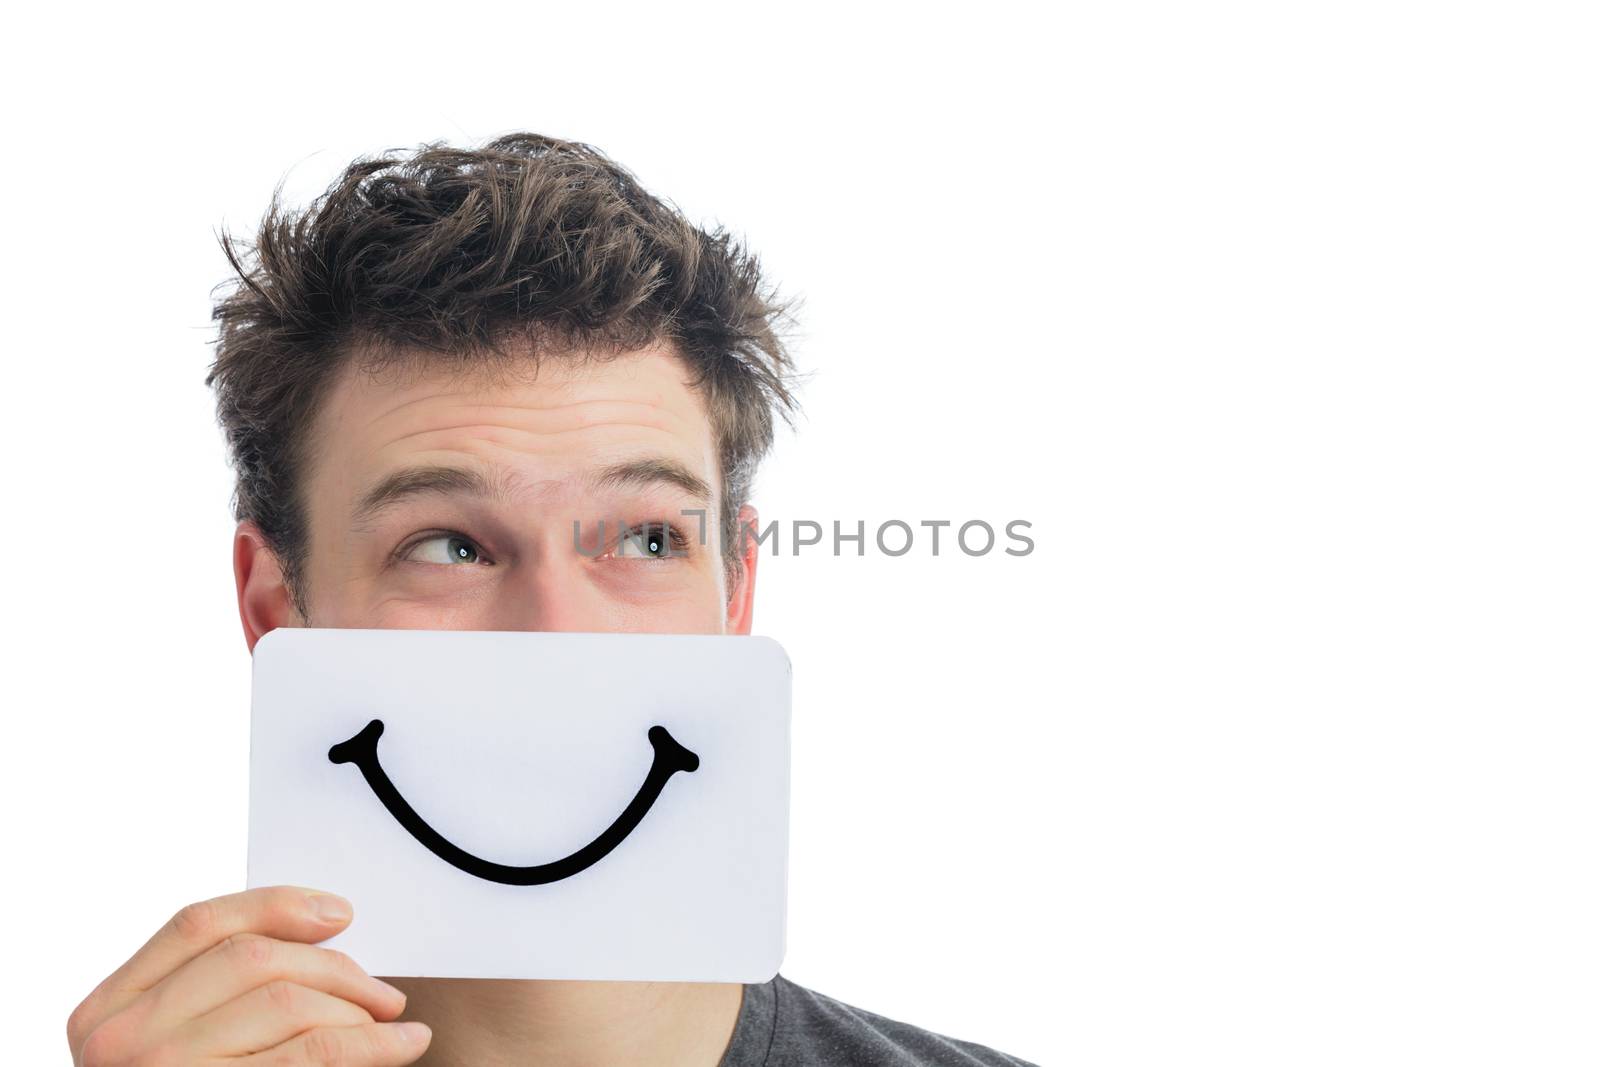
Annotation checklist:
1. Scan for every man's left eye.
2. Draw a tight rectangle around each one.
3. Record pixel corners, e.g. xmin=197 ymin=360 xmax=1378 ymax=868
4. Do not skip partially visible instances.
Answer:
xmin=619 ymin=523 xmax=688 ymax=559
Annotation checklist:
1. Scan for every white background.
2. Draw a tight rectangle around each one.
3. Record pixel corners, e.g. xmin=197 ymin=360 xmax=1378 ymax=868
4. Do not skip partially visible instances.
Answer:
xmin=4 ymin=4 xmax=1597 ymax=1065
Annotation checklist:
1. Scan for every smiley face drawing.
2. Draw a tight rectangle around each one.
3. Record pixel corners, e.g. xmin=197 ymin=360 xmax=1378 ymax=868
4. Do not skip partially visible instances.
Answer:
xmin=328 ymin=719 xmax=700 ymax=886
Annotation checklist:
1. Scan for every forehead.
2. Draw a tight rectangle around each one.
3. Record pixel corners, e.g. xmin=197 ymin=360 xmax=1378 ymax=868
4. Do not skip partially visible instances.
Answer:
xmin=302 ymin=342 xmax=718 ymax=504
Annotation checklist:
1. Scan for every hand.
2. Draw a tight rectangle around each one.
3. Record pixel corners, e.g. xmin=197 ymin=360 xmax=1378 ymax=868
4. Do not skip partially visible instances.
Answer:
xmin=67 ymin=885 xmax=431 ymax=1065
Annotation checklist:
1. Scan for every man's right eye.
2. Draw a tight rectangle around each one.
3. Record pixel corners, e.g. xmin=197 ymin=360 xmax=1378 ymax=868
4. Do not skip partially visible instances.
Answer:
xmin=402 ymin=533 xmax=490 ymax=565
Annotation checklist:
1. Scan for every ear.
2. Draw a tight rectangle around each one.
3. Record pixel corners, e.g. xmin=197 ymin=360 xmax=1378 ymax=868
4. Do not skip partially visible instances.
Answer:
xmin=234 ymin=519 xmax=301 ymax=654
xmin=723 ymin=504 xmax=761 ymax=635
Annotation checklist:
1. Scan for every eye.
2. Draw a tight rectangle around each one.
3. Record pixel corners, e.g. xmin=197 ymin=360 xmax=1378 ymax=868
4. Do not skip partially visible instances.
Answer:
xmin=617 ymin=522 xmax=689 ymax=560
xmin=402 ymin=533 xmax=490 ymax=566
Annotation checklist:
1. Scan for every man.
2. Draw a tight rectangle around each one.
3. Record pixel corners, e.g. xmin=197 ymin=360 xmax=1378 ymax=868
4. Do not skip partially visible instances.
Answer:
xmin=66 ymin=133 xmax=1035 ymax=1067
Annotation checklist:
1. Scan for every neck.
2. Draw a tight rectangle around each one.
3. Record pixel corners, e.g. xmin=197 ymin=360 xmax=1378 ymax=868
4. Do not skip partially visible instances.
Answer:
xmin=383 ymin=977 xmax=744 ymax=1067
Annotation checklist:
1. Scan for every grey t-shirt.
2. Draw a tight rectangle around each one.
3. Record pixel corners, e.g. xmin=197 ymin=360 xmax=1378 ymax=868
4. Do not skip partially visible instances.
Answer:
xmin=717 ymin=974 xmax=1039 ymax=1066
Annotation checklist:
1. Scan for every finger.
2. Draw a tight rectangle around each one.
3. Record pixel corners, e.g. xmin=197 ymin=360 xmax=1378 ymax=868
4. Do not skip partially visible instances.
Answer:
xmin=130 ymin=933 xmax=406 ymax=1037
xmin=69 ymin=886 xmax=353 ymax=1048
xmin=239 ymin=1020 xmax=432 ymax=1066
xmin=177 ymin=981 xmax=375 ymax=1058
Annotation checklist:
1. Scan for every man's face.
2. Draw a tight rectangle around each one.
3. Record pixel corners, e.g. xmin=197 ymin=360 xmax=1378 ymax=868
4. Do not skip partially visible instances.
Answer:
xmin=233 ymin=342 xmax=758 ymax=648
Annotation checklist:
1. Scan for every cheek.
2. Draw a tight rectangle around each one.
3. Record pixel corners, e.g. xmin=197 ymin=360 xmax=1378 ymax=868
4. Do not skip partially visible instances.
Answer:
xmin=589 ymin=565 xmax=730 ymax=631
xmin=324 ymin=594 xmax=489 ymax=632
xmin=606 ymin=597 xmax=729 ymax=635
xmin=312 ymin=562 xmax=729 ymax=634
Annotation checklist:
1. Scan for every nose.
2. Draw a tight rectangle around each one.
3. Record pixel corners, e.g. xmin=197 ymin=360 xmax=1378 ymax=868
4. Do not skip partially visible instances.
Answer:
xmin=491 ymin=552 xmax=613 ymax=633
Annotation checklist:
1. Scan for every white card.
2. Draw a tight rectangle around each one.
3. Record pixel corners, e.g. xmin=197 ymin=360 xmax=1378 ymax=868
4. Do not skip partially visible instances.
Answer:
xmin=246 ymin=627 xmax=792 ymax=982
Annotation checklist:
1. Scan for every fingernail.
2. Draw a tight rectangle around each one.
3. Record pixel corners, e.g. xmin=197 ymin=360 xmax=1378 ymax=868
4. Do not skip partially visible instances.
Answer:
xmin=307 ymin=892 xmax=352 ymax=923
xmin=376 ymin=978 xmax=407 ymax=1003
xmin=395 ymin=1021 xmax=432 ymax=1043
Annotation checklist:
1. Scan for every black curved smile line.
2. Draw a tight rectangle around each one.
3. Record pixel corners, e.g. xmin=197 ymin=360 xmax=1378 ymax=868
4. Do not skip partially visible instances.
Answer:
xmin=328 ymin=720 xmax=700 ymax=886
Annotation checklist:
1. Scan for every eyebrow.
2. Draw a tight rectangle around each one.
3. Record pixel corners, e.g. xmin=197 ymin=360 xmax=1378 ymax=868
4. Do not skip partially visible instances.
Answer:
xmin=592 ymin=457 xmax=713 ymax=504
xmin=350 ymin=457 xmax=713 ymax=528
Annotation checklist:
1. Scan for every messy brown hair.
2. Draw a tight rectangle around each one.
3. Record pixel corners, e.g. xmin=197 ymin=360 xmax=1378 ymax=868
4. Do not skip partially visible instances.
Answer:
xmin=206 ymin=132 xmax=798 ymax=619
